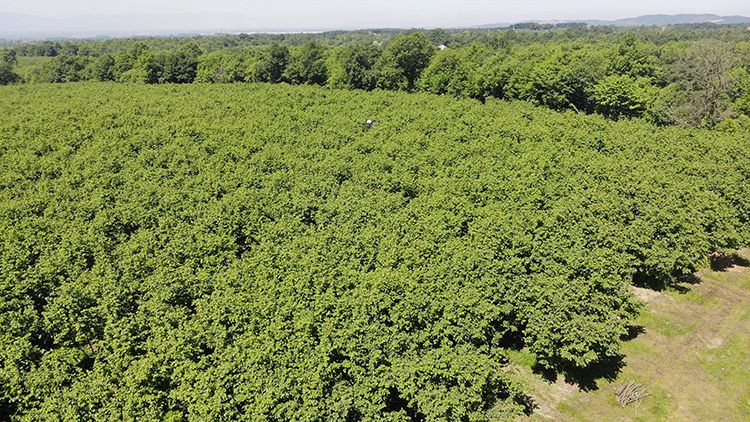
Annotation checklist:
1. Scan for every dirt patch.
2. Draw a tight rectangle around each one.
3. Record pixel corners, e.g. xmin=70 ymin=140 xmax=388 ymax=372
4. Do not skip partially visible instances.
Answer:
xmin=706 ymin=337 xmax=724 ymax=349
xmin=521 ymin=372 xmax=581 ymax=420
xmin=630 ymin=286 xmax=664 ymax=304
xmin=726 ymin=265 xmax=749 ymax=274
xmin=692 ymin=273 xmax=750 ymax=305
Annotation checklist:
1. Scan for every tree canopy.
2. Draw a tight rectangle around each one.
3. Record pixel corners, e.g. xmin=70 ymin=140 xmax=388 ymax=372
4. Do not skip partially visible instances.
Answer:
xmin=4 ymin=27 xmax=750 ymax=127
xmin=0 ymin=82 xmax=748 ymax=420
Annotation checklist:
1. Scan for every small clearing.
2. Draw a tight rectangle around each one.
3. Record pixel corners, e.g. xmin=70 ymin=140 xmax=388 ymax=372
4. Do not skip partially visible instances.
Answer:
xmin=517 ymin=249 xmax=750 ymax=421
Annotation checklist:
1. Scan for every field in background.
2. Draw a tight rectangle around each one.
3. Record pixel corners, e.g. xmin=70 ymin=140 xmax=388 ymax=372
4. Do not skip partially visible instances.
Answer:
xmin=518 ymin=249 xmax=750 ymax=421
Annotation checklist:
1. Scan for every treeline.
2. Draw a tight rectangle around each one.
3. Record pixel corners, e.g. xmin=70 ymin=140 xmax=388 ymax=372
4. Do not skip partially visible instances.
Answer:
xmin=3 ymin=29 xmax=750 ymax=127
xmin=5 ymin=24 xmax=750 ymax=56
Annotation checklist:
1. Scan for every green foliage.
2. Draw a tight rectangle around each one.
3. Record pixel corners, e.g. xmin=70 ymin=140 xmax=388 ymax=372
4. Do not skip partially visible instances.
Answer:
xmin=1 ymin=49 xmax=17 ymax=66
xmin=418 ymin=46 xmax=487 ymax=98
xmin=137 ymin=44 xmax=202 ymax=85
xmin=418 ymin=50 xmax=471 ymax=96
xmin=139 ymin=52 xmax=167 ymax=84
xmin=112 ymin=42 xmax=150 ymax=81
xmin=649 ymin=83 xmax=686 ymax=125
xmin=326 ymin=45 xmax=380 ymax=91
xmin=0 ymin=83 xmax=748 ymax=420
xmin=608 ymin=34 xmax=662 ymax=80
xmin=164 ymin=43 xmax=202 ymax=84
xmin=373 ymin=53 xmax=409 ymax=91
xmin=475 ymin=52 xmax=512 ymax=100
xmin=196 ymin=50 xmax=249 ymax=83
xmin=249 ymin=44 xmax=290 ymax=83
xmin=27 ymin=54 xmax=90 ymax=83
xmin=425 ymin=29 xmax=451 ymax=46
xmin=593 ymin=75 xmax=657 ymax=119
xmin=284 ymin=42 xmax=328 ymax=85
xmin=6 ymin=27 xmax=750 ymax=127
xmin=731 ymin=67 xmax=750 ymax=117
xmin=506 ymin=47 xmax=607 ymax=112
xmin=375 ymin=33 xmax=436 ymax=91
xmin=715 ymin=115 xmax=750 ymax=133
xmin=0 ymin=63 xmax=19 ymax=85
xmin=87 ymin=54 xmax=116 ymax=82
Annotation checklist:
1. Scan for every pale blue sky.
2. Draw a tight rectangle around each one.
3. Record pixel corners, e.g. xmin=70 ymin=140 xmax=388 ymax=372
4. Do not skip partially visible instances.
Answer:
xmin=2 ymin=0 xmax=748 ymax=29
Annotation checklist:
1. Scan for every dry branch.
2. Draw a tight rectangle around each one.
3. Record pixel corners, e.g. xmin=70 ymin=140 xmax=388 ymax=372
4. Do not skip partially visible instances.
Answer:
xmin=615 ymin=381 xmax=651 ymax=408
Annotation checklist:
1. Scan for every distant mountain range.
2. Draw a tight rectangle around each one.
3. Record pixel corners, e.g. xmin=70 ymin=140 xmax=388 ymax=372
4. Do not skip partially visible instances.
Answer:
xmin=479 ymin=14 xmax=750 ymax=29
xmin=1 ymin=12 xmax=749 ymax=40
xmin=587 ymin=14 xmax=750 ymax=26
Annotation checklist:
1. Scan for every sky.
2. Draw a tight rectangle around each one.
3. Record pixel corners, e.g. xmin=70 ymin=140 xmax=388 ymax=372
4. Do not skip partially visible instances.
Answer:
xmin=1 ymin=0 xmax=749 ymax=29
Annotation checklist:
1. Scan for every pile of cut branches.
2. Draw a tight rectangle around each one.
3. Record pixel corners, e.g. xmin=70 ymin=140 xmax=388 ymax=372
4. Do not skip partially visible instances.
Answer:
xmin=615 ymin=381 xmax=651 ymax=408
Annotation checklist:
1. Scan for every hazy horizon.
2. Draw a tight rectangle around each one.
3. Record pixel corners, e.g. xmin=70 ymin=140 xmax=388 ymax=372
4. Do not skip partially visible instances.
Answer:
xmin=1 ymin=0 xmax=749 ymax=32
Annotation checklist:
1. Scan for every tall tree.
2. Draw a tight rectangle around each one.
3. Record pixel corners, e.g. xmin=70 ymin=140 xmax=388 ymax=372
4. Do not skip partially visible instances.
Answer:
xmin=283 ymin=41 xmax=327 ymax=85
xmin=0 ymin=49 xmax=17 ymax=66
xmin=88 ymin=54 xmax=116 ymax=82
xmin=250 ymin=44 xmax=290 ymax=84
xmin=326 ymin=45 xmax=381 ymax=90
xmin=658 ymin=41 xmax=736 ymax=126
xmin=608 ymin=34 xmax=661 ymax=80
xmin=49 ymin=55 xmax=88 ymax=83
xmin=0 ymin=49 xmax=19 ymax=85
xmin=163 ymin=43 xmax=202 ymax=84
xmin=0 ymin=63 xmax=19 ymax=85
xmin=375 ymin=32 xmax=435 ymax=91
xmin=418 ymin=45 xmax=489 ymax=98
xmin=593 ymin=75 xmax=657 ymax=119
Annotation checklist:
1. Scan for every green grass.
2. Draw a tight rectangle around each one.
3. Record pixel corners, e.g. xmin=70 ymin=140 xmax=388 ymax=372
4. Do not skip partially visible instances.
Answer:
xmin=635 ymin=312 xmax=696 ymax=337
xmin=506 ymin=348 xmax=537 ymax=368
xmin=677 ymin=289 xmax=721 ymax=307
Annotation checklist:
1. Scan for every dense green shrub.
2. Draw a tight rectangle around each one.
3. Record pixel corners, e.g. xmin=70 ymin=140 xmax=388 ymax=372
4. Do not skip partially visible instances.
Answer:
xmin=607 ymin=34 xmax=662 ymax=81
xmin=86 ymin=54 xmax=116 ymax=82
xmin=0 ymin=63 xmax=19 ymax=85
xmin=283 ymin=42 xmax=328 ymax=85
xmin=375 ymin=33 xmax=436 ymax=91
xmin=248 ymin=44 xmax=290 ymax=84
xmin=138 ymin=44 xmax=202 ymax=84
xmin=593 ymin=75 xmax=658 ymax=119
xmin=26 ymin=54 xmax=90 ymax=83
xmin=418 ymin=45 xmax=487 ymax=98
xmin=0 ymin=49 xmax=19 ymax=85
xmin=196 ymin=50 xmax=252 ymax=84
xmin=0 ymin=83 xmax=748 ymax=420
xmin=326 ymin=45 xmax=381 ymax=91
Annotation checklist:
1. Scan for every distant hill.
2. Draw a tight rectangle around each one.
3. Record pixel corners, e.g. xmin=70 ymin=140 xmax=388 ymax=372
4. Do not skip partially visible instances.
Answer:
xmin=2 ymin=11 xmax=750 ymax=39
xmin=479 ymin=13 xmax=750 ymax=29
xmin=587 ymin=14 xmax=750 ymax=26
